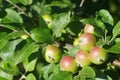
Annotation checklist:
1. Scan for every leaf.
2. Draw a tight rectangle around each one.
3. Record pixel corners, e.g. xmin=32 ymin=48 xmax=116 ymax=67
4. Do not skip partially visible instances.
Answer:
xmin=19 ymin=0 xmax=33 ymax=5
xmin=23 ymin=58 xmax=37 ymax=72
xmin=79 ymin=66 xmax=96 ymax=80
xmin=1 ymin=9 xmax=23 ymax=24
xmin=80 ymin=18 xmax=105 ymax=37
xmin=30 ymin=27 xmax=54 ymax=43
xmin=96 ymin=9 xmax=114 ymax=26
xmin=112 ymin=21 xmax=120 ymax=38
xmin=0 ymin=39 xmax=22 ymax=61
xmin=14 ymin=42 xmax=39 ymax=65
xmin=0 ymin=31 xmax=24 ymax=49
xmin=25 ymin=73 xmax=36 ymax=80
xmin=48 ymin=0 xmax=75 ymax=8
xmin=0 ymin=24 xmax=21 ymax=30
xmin=106 ymin=42 xmax=120 ymax=54
xmin=67 ymin=45 xmax=80 ymax=57
xmin=0 ymin=61 xmax=19 ymax=75
xmin=0 ymin=69 xmax=13 ymax=80
xmin=41 ymin=64 xmax=56 ymax=80
xmin=50 ymin=12 xmax=71 ymax=37
xmin=48 ymin=71 xmax=72 ymax=80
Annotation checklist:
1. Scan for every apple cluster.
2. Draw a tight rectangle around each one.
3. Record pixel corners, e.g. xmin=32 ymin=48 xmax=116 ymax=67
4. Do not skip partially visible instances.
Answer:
xmin=44 ymin=23 xmax=108 ymax=73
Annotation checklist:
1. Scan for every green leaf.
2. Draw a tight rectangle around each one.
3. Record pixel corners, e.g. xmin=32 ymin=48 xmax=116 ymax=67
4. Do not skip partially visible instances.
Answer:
xmin=48 ymin=0 xmax=75 ymax=8
xmin=80 ymin=18 xmax=105 ymax=37
xmin=0 ymin=24 xmax=21 ymax=30
xmin=112 ymin=21 xmax=120 ymax=38
xmin=106 ymin=42 xmax=120 ymax=54
xmin=96 ymin=9 xmax=114 ymax=26
xmin=14 ymin=42 xmax=39 ymax=65
xmin=1 ymin=9 xmax=23 ymax=24
xmin=0 ymin=31 xmax=24 ymax=49
xmin=25 ymin=73 xmax=36 ymax=80
xmin=0 ymin=61 xmax=19 ymax=75
xmin=67 ymin=45 xmax=80 ymax=57
xmin=23 ymin=58 xmax=37 ymax=72
xmin=41 ymin=64 xmax=56 ymax=80
xmin=50 ymin=12 xmax=71 ymax=37
xmin=79 ymin=66 xmax=95 ymax=80
xmin=0 ymin=77 xmax=7 ymax=80
xmin=48 ymin=71 xmax=72 ymax=80
xmin=0 ymin=39 xmax=22 ymax=61
xmin=30 ymin=27 xmax=54 ymax=43
xmin=0 ymin=69 xmax=13 ymax=80
xmin=19 ymin=0 xmax=33 ymax=5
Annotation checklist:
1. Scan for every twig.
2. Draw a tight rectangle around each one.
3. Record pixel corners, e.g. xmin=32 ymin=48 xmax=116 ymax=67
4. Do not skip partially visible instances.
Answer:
xmin=80 ymin=0 xmax=85 ymax=7
xmin=6 ymin=0 xmax=27 ymax=16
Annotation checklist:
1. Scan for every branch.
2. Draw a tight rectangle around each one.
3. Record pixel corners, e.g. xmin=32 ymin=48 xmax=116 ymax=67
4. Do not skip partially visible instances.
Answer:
xmin=80 ymin=0 xmax=85 ymax=7
xmin=6 ymin=0 xmax=27 ymax=16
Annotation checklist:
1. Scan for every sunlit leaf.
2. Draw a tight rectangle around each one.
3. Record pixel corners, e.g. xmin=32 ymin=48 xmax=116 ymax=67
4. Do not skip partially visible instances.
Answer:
xmin=112 ymin=21 xmax=120 ymax=38
xmin=23 ymin=58 xmax=37 ymax=72
xmin=14 ymin=42 xmax=39 ymax=65
xmin=19 ymin=0 xmax=33 ymax=5
xmin=0 ymin=31 xmax=24 ymax=49
xmin=25 ymin=73 xmax=36 ymax=80
xmin=48 ymin=71 xmax=72 ymax=80
xmin=50 ymin=12 xmax=71 ymax=37
xmin=96 ymin=9 xmax=114 ymax=26
xmin=0 ymin=61 xmax=19 ymax=75
xmin=1 ymin=9 xmax=23 ymax=24
xmin=0 ymin=39 xmax=22 ymax=61
xmin=79 ymin=66 xmax=95 ymax=80
xmin=30 ymin=27 xmax=54 ymax=43
xmin=106 ymin=42 xmax=120 ymax=54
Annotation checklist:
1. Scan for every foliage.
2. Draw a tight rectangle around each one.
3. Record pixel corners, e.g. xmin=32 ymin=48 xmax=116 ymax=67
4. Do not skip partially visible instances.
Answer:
xmin=0 ymin=0 xmax=120 ymax=80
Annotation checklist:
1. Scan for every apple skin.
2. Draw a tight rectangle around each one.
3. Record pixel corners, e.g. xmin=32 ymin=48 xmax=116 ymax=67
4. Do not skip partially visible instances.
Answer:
xmin=84 ymin=24 xmax=94 ymax=34
xmin=78 ymin=33 xmax=96 ymax=51
xmin=75 ymin=50 xmax=91 ymax=67
xmin=45 ymin=45 xmax=62 ymax=63
xmin=89 ymin=46 xmax=108 ymax=65
xmin=60 ymin=56 xmax=77 ymax=72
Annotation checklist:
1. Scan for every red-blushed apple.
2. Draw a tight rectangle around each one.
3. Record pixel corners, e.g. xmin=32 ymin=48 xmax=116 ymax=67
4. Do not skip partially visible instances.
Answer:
xmin=84 ymin=24 xmax=94 ymax=34
xmin=89 ymin=46 xmax=108 ymax=65
xmin=78 ymin=33 xmax=96 ymax=51
xmin=60 ymin=56 xmax=77 ymax=72
xmin=75 ymin=50 xmax=91 ymax=67
xmin=45 ymin=45 xmax=62 ymax=63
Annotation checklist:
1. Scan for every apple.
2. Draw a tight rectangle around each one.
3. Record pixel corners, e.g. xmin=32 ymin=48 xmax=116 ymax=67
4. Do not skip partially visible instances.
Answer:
xmin=84 ymin=24 xmax=94 ymax=34
xmin=45 ymin=45 xmax=62 ymax=63
xmin=42 ymin=14 xmax=52 ymax=28
xmin=60 ymin=56 xmax=77 ymax=72
xmin=89 ymin=46 xmax=108 ymax=65
xmin=75 ymin=50 xmax=91 ymax=67
xmin=78 ymin=33 xmax=96 ymax=51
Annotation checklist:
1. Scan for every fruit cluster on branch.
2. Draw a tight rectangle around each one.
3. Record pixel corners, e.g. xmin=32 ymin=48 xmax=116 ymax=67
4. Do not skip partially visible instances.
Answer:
xmin=44 ymin=24 xmax=108 ymax=73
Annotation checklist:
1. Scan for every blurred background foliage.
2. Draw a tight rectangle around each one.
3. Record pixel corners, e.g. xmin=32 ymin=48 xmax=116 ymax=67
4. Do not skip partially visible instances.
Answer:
xmin=0 ymin=0 xmax=120 ymax=26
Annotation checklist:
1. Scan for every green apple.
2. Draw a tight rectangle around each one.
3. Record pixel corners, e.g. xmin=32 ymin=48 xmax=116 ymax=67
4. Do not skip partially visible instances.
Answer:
xmin=75 ymin=50 xmax=91 ymax=67
xmin=60 ymin=56 xmax=77 ymax=72
xmin=45 ymin=45 xmax=62 ymax=63
xmin=89 ymin=46 xmax=108 ymax=65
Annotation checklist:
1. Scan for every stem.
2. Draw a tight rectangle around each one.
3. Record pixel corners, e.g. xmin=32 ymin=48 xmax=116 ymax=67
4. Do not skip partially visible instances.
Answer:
xmin=6 ymin=0 xmax=27 ymax=16
xmin=80 ymin=0 xmax=85 ymax=7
